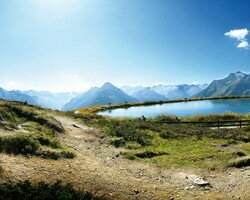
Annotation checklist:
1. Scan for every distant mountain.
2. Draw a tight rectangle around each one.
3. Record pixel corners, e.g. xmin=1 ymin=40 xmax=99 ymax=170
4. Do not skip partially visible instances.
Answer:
xmin=121 ymin=85 xmax=146 ymax=96
xmin=195 ymin=71 xmax=250 ymax=97
xmin=0 ymin=88 xmax=37 ymax=104
xmin=125 ymin=87 xmax=167 ymax=102
xmin=24 ymin=90 xmax=79 ymax=110
xmin=150 ymin=84 xmax=207 ymax=99
xmin=63 ymin=82 xmax=138 ymax=111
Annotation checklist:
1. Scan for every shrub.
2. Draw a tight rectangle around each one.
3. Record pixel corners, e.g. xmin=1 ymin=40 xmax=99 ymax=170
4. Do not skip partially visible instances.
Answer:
xmin=35 ymin=134 xmax=61 ymax=149
xmin=36 ymin=150 xmax=61 ymax=160
xmin=228 ymin=156 xmax=250 ymax=168
xmin=0 ymin=135 xmax=39 ymax=155
xmin=110 ymin=138 xmax=126 ymax=148
xmin=123 ymin=152 xmax=137 ymax=160
xmin=0 ymin=180 xmax=102 ymax=200
xmin=134 ymin=150 xmax=169 ymax=159
xmin=107 ymin=121 xmax=152 ymax=146
xmin=61 ymin=150 xmax=76 ymax=159
xmin=36 ymin=149 xmax=76 ymax=160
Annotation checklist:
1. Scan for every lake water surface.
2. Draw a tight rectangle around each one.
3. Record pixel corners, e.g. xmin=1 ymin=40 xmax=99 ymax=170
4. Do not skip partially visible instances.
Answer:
xmin=98 ymin=99 xmax=250 ymax=117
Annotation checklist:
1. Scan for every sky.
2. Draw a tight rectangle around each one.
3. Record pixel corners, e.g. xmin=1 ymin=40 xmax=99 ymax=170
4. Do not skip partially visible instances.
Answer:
xmin=0 ymin=0 xmax=250 ymax=92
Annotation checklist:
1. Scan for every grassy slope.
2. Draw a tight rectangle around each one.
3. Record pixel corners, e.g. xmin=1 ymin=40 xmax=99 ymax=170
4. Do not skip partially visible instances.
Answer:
xmin=0 ymin=100 xmax=75 ymax=159
xmin=72 ymin=97 xmax=250 ymax=169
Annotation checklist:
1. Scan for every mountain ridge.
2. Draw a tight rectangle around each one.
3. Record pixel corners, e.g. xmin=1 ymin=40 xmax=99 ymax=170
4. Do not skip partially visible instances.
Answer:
xmin=62 ymin=82 xmax=139 ymax=111
xmin=195 ymin=71 xmax=250 ymax=97
xmin=2 ymin=71 xmax=250 ymax=110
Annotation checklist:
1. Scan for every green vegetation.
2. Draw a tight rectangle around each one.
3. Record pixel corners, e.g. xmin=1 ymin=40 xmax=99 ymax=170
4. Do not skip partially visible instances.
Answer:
xmin=0 ymin=180 xmax=102 ymax=200
xmin=0 ymin=100 xmax=75 ymax=159
xmin=228 ymin=156 xmax=250 ymax=168
xmin=0 ymin=135 xmax=39 ymax=155
xmin=69 ymin=98 xmax=250 ymax=169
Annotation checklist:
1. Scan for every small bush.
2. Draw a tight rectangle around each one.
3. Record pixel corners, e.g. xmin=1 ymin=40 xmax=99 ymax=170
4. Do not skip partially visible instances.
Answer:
xmin=35 ymin=134 xmax=61 ymax=149
xmin=228 ymin=156 xmax=250 ymax=168
xmin=110 ymin=138 xmax=126 ymax=148
xmin=134 ymin=150 xmax=169 ymax=159
xmin=36 ymin=149 xmax=76 ymax=160
xmin=36 ymin=150 xmax=61 ymax=160
xmin=61 ymin=150 xmax=76 ymax=159
xmin=126 ymin=142 xmax=141 ymax=149
xmin=0 ymin=135 xmax=39 ymax=155
xmin=0 ymin=180 xmax=102 ymax=200
xmin=123 ymin=152 xmax=137 ymax=160
xmin=159 ymin=130 xmax=175 ymax=139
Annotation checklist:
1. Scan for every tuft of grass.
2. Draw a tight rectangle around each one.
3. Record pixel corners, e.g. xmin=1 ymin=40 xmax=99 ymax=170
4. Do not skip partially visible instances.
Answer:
xmin=228 ymin=156 xmax=250 ymax=168
xmin=110 ymin=138 xmax=126 ymax=148
xmin=0 ymin=135 xmax=39 ymax=155
xmin=0 ymin=135 xmax=75 ymax=160
xmin=134 ymin=150 xmax=169 ymax=159
xmin=126 ymin=142 xmax=141 ymax=150
xmin=0 ymin=180 xmax=103 ymax=200
xmin=122 ymin=152 xmax=137 ymax=160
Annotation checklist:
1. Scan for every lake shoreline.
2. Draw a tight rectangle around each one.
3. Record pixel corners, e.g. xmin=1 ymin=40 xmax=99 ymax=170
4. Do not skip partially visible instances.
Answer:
xmin=96 ymin=96 xmax=250 ymax=118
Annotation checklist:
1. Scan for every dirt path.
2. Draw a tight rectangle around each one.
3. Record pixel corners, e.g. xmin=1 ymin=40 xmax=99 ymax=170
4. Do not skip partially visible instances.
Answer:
xmin=0 ymin=115 xmax=249 ymax=199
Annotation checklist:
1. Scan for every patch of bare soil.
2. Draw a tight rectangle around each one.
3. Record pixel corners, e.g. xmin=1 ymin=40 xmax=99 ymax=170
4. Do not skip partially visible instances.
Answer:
xmin=0 ymin=115 xmax=249 ymax=200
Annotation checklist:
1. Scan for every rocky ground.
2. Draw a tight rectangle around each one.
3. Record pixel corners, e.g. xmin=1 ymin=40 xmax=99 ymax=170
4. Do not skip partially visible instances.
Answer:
xmin=0 ymin=115 xmax=249 ymax=200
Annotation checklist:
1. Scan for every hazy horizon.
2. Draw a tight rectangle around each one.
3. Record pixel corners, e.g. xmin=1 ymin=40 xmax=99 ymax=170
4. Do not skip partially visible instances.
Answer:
xmin=1 ymin=0 xmax=250 ymax=92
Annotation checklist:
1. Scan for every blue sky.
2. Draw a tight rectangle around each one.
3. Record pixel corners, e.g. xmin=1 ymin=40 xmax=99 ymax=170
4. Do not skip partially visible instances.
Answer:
xmin=0 ymin=0 xmax=249 ymax=92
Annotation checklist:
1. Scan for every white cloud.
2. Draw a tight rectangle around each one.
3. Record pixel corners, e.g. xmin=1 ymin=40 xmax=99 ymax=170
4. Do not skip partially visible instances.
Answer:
xmin=225 ymin=28 xmax=249 ymax=41
xmin=225 ymin=28 xmax=249 ymax=49
xmin=5 ymin=81 xmax=19 ymax=90
xmin=237 ymin=40 xmax=249 ymax=49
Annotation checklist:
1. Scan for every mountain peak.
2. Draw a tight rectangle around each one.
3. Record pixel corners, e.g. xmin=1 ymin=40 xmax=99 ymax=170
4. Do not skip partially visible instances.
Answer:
xmin=101 ymin=82 xmax=117 ymax=89
xmin=227 ymin=71 xmax=246 ymax=80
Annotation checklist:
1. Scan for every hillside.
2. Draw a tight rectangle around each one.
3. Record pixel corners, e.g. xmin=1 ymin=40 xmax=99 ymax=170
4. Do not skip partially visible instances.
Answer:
xmin=195 ymin=72 xmax=250 ymax=97
xmin=63 ymin=82 xmax=138 ymax=111
xmin=0 ymin=99 xmax=249 ymax=199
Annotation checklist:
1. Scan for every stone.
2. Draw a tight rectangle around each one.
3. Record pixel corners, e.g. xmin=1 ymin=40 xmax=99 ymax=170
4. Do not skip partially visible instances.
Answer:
xmin=193 ymin=177 xmax=210 ymax=186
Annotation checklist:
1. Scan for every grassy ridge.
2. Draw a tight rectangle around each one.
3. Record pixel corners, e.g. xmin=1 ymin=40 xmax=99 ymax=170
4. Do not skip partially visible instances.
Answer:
xmin=0 ymin=100 xmax=75 ymax=159
xmin=71 ymin=97 xmax=250 ymax=169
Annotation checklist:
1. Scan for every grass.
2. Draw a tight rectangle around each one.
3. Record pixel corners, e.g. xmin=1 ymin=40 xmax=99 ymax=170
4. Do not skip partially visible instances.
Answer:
xmin=0 ymin=135 xmax=39 ymax=155
xmin=228 ymin=156 xmax=250 ymax=168
xmin=69 ymin=97 xmax=250 ymax=169
xmin=0 ymin=180 xmax=102 ymax=200
xmin=0 ymin=100 xmax=75 ymax=160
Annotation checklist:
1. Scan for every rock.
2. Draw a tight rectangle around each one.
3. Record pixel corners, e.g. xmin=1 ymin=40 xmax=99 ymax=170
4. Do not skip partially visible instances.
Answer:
xmin=134 ymin=190 xmax=140 ymax=195
xmin=190 ymin=185 xmax=195 ymax=189
xmin=204 ymin=186 xmax=211 ymax=190
xmin=193 ymin=177 xmax=210 ymax=186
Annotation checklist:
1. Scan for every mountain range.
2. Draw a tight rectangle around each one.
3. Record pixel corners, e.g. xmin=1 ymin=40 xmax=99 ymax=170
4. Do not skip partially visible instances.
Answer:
xmin=1 ymin=71 xmax=250 ymax=110
xmin=23 ymin=90 xmax=79 ymax=110
xmin=62 ymin=82 xmax=138 ymax=111
xmin=0 ymin=88 xmax=37 ymax=105
xmin=195 ymin=71 xmax=250 ymax=97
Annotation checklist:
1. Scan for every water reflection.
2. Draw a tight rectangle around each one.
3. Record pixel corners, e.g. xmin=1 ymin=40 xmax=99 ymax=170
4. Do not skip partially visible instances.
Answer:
xmin=98 ymin=99 xmax=250 ymax=117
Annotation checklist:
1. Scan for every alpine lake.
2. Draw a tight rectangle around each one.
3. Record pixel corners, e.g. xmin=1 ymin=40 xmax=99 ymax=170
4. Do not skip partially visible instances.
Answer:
xmin=98 ymin=98 xmax=250 ymax=118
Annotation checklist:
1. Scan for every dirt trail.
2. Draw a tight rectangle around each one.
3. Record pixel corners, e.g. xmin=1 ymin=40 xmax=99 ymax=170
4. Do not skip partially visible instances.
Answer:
xmin=0 ymin=115 xmax=249 ymax=199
